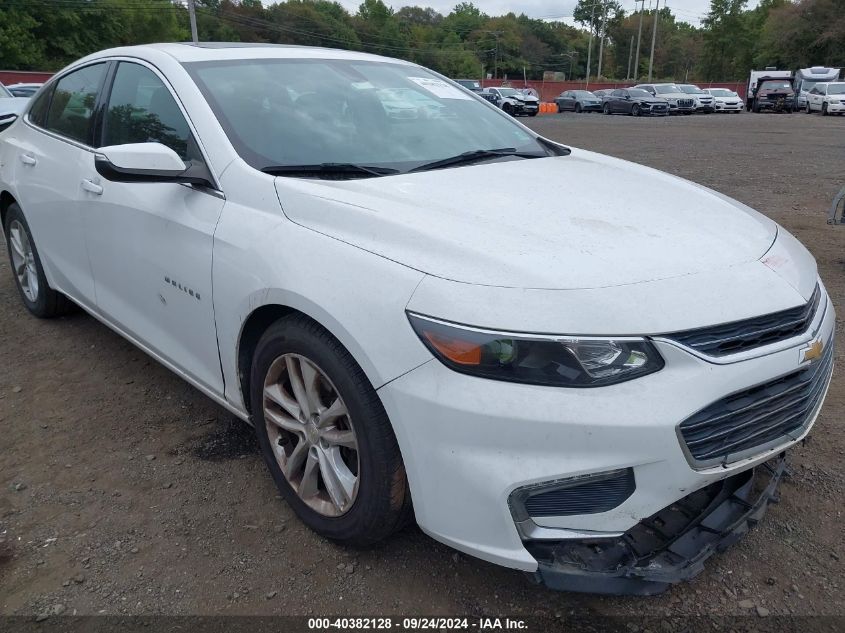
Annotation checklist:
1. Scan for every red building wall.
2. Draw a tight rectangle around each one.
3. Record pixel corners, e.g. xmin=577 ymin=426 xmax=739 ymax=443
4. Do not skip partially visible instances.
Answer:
xmin=0 ymin=70 xmax=55 ymax=86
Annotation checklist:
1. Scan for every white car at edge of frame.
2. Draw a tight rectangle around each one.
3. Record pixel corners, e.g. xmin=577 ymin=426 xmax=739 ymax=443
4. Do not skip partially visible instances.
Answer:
xmin=0 ymin=43 xmax=835 ymax=596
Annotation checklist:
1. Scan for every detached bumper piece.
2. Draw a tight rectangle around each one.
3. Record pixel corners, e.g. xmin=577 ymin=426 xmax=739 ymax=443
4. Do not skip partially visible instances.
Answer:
xmin=526 ymin=456 xmax=787 ymax=595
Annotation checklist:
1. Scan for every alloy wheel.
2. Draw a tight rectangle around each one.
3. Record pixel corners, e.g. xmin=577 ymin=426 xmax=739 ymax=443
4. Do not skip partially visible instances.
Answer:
xmin=263 ymin=353 xmax=359 ymax=517
xmin=8 ymin=220 xmax=39 ymax=302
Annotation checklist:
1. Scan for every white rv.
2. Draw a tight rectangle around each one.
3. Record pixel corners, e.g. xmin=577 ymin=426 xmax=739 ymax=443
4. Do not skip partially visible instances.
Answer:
xmin=794 ymin=67 xmax=842 ymax=108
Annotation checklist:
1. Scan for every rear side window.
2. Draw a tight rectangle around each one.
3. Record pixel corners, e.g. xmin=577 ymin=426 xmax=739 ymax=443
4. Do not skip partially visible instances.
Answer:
xmin=102 ymin=62 xmax=195 ymax=161
xmin=45 ymin=63 xmax=107 ymax=144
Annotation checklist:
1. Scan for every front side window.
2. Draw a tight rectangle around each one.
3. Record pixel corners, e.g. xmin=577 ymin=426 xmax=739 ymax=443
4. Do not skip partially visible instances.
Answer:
xmin=28 ymin=84 xmax=54 ymax=126
xmin=185 ymin=59 xmax=547 ymax=173
xmin=102 ymin=62 xmax=195 ymax=160
xmin=45 ymin=63 xmax=107 ymax=144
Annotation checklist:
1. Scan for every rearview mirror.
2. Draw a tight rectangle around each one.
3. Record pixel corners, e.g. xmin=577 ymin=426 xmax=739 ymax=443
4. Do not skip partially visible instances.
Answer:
xmin=95 ymin=142 xmax=211 ymax=187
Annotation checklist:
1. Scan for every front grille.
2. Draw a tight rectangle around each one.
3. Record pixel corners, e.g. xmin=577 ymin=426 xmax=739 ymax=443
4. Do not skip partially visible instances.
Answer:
xmin=678 ymin=98 xmax=694 ymax=107
xmin=678 ymin=337 xmax=833 ymax=465
xmin=664 ymin=285 xmax=821 ymax=356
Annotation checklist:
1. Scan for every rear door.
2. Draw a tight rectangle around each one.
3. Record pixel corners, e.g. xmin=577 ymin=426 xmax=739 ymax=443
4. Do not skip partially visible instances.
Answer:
xmin=609 ymin=89 xmax=625 ymax=112
xmin=5 ymin=63 xmax=109 ymax=306
xmin=79 ymin=60 xmax=225 ymax=393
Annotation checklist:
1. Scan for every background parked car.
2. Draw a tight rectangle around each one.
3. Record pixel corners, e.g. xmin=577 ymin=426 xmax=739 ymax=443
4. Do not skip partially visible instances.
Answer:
xmin=554 ymin=90 xmax=602 ymax=113
xmin=6 ymin=83 xmax=42 ymax=98
xmin=703 ymin=88 xmax=743 ymax=113
xmin=634 ymin=83 xmax=696 ymax=114
xmin=677 ymin=84 xmax=715 ymax=112
xmin=481 ymin=87 xmax=539 ymax=116
xmin=751 ymin=77 xmax=795 ymax=112
xmin=806 ymin=82 xmax=845 ymax=115
xmin=454 ymin=79 xmax=482 ymax=93
xmin=0 ymin=83 xmax=32 ymax=132
xmin=602 ymin=88 xmax=670 ymax=116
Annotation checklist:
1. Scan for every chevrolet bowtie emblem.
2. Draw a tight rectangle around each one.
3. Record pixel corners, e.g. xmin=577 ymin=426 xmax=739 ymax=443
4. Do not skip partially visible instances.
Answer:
xmin=801 ymin=339 xmax=824 ymax=363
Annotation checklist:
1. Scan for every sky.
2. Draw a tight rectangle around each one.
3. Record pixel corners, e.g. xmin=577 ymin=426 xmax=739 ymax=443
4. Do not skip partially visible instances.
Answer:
xmin=330 ymin=0 xmax=749 ymax=26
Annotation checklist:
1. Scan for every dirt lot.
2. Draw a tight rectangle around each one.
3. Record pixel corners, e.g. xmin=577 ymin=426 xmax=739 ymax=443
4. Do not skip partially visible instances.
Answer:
xmin=1 ymin=111 xmax=843 ymax=620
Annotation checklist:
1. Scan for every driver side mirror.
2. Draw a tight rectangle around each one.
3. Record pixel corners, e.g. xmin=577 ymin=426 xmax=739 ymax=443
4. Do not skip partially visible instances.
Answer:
xmin=95 ymin=142 xmax=212 ymax=187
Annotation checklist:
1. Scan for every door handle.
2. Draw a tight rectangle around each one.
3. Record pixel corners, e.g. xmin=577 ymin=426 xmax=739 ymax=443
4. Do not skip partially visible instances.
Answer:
xmin=81 ymin=179 xmax=103 ymax=195
xmin=20 ymin=154 xmax=37 ymax=166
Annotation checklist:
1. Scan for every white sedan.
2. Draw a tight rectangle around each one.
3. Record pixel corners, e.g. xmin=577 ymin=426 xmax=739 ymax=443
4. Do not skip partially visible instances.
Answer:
xmin=0 ymin=43 xmax=834 ymax=595
xmin=703 ymin=88 xmax=744 ymax=113
xmin=806 ymin=82 xmax=845 ymax=115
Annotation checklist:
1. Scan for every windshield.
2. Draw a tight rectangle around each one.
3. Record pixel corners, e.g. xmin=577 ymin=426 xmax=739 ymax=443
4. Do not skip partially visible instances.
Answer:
xmin=800 ymin=79 xmax=828 ymax=92
xmin=654 ymin=85 xmax=681 ymax=94
xmin=707 ymin=89 xmax=735 ymax=97
xmin=760 ymin=80 xmax=791 ymax=90
xmin=574 ymin=91 xmax=596 ymax=97
xmin=827 ymin=84 xmax=845 ymax=95
xmin=628 ymin=89 xmax=652 ymax=98
xmin=0 ymin=83 xmax=12 ymax=98
xmin=496 ymin=88 xmax=519 ymax=97
xmin=679 ymin=85 xmax=704 ymax=94
xmin=185 ymin=59 xmax=546 ymax=172
xmin=456 ymin=79 xmax=480 ymax=90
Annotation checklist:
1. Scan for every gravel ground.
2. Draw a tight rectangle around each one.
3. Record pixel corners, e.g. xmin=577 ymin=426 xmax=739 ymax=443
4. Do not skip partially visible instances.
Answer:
xmin=0 ymin=111 xmax=843 ymax=620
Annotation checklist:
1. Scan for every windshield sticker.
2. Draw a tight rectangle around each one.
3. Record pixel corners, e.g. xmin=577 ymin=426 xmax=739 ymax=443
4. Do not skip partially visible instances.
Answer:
xmin=408 ymin=77 xmax=473 ymax=100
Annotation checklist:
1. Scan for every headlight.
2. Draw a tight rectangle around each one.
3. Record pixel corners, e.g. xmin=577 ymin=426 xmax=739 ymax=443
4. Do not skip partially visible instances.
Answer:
xmin=408 ymin=313 xmax=664 ymax=387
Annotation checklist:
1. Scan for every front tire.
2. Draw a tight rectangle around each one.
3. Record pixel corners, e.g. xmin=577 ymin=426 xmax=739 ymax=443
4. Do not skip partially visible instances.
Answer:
xmin=632 ymin=104 xmax=640 ymax=117
xmin=251 ymin=315 xmax=412 ymax=546
xmin=822 ymin=103 xmax=829 ymax=116
xmin=574 ymin=103 xmax=582 ymax=113
xmin=3 ymin=203 xmax=74 ymax=318
xmin=603 ymin=103 xmax=610 ymax=115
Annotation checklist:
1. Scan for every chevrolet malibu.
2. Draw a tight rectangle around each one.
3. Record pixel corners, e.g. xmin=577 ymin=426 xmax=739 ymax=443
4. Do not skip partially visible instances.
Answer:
xmin=0 ymin=43 xmax=834 ymax=595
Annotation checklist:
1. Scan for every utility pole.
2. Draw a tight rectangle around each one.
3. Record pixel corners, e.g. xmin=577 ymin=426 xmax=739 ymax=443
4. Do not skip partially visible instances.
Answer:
xmin=596 ymin=1 xmax=608 ymax=80
xmin=491 ymin=32 xmax=502 ymax=80
xmin=647 ymin=0 xmax=659 ymax=81
xmin=585 ymin=1 xmax=597 ymax=87
xmin=634 ymin=0 xmax=645 ymax=80
xmin=187 ymin=0 xmax=199 ymax=44
xmin=626 ymin=35 xmax=634 ymax=79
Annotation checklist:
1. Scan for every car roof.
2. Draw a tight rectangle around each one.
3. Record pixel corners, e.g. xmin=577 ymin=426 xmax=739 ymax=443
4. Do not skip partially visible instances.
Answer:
xmin=79 ymin=42 xmax=414 ymax=66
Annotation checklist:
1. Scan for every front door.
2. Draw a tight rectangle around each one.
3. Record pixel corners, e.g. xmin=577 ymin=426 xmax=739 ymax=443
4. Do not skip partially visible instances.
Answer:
xmin=79 ymin=61 xmax=225 ymax=394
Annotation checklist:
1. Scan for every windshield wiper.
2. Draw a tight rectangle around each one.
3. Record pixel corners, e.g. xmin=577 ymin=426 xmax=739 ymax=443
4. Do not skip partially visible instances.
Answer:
xmin=261 ymin=163 xmax=399 ymax=179
xmin=410 ymin=148 xmax=547 ymax=173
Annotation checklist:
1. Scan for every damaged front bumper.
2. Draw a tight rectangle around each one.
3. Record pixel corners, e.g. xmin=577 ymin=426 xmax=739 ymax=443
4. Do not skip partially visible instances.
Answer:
xmin=526 ymin=456 xmax=787 ymax=596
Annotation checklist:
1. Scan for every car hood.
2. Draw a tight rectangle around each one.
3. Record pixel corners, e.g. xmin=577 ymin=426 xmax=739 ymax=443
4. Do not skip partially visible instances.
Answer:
xmin=274 ymin=148 xmax=777 ymax=290
xmin=0 ymin=97 xmax=30 ymax=116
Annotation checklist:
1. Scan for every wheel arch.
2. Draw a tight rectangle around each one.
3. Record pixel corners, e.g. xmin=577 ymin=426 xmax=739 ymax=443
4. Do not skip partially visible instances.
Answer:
xmin=0 ymin=190 xmax=18 ymax=228
xmin=235 ymin=300 xmax=386 ymax=418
